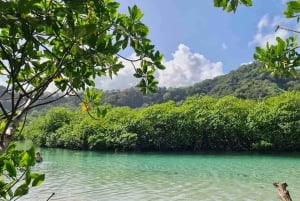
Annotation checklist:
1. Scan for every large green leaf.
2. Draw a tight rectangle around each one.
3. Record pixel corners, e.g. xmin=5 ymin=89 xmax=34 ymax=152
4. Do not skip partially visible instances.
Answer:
xmin=14 ymin=183 xmax=29 ymax=197
xmin=284 ymin=1 xmax=300 ymax=18
xmin=31 ymin=174 xmax=45 ymax=187
xmin=4 ymin=160 xmax=16 ymax=178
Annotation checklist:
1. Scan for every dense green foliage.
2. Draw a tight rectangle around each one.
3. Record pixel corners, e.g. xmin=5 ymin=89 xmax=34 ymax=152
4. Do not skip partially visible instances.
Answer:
xmin=214 ymin=0 xmax=252 ymax=12
xmin=7 ymin=62 xmax=300 ymax=109
xmin=216 ymin=0 xmax=300 ymax=79
xmin=0 ymin=0 xmax=164 ymax=151
xmin=21 ymin=91 xmax=300 ymax=152
xmin=0 ymin=0 xmax=163 ymax=199
xmin=2 ymin=0 xmax=300 ymax=198
xmin=0 ymin=142 xmax=44 ymax=200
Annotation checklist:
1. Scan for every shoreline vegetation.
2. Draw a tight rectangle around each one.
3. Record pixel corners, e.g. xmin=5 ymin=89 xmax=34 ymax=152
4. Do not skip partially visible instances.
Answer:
xmin=20 ymin=91 xmax=300 ymax=153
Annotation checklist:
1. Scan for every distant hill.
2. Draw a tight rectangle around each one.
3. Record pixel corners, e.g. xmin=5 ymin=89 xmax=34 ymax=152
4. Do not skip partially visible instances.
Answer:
xmin=2 ymin=61 xmax=300 ymax=109
xmin=101 ymin=62 xmax=300 ymax=107
xmin=188 ymin=62 xmax=300 ymax=99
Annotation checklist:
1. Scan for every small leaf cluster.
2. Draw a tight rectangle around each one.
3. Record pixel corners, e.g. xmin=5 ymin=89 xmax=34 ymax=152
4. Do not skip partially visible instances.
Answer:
xmin=0 ymin=143 xmax=44 ymax=200
xmin=214 ymin=0 xmax=300 ymax=78
xmin=254 ymin=36 xmax=300 ymax=78
xmin=214 ymin=0 xmax=252 ymax=12
xmin=284 ymin=0 xmax=300 ymax=19
xmin=116 ymin=5 xmax=165 ymax=94
xmin=81 ymin=88 xmax=107 ymax=118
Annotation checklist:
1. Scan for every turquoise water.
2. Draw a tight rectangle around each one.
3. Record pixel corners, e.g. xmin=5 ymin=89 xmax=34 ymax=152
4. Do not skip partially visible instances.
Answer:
xmin=21 ymin=149 xmax=300 ymax=201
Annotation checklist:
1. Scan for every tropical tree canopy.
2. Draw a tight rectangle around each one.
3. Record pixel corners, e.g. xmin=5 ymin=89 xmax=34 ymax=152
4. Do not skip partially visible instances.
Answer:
xmin=215 ymin=0 xmax=300 ymax=78
xmin=0 ymin=0 xmax=164 ymax=152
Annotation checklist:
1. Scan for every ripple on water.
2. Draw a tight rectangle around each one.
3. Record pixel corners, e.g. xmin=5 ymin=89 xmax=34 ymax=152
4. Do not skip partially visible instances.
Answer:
xmin=20 ymin=151 xmax=300 ymax=201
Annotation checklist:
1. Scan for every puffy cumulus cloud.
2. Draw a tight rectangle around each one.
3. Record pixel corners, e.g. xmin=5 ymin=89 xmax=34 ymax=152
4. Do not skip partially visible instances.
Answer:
xmin=0 ymin=45 xmax=224 ymax=91
xmin=157 ymin=44 xmax=223 ymax=88
xmin=94 ymin=44 xmax=224 ymax=90
xmin=250 ymin=14 xmax=294 ymax=47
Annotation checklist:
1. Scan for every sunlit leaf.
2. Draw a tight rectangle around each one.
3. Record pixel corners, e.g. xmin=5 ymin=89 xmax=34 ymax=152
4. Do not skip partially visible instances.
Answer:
xmin=32 ymin=174 xmax=45 ymax=187
xmin=82 ymin=103 xmax=89 ymax=112
xmin=5 ymin=160 xmax=16 ymax=178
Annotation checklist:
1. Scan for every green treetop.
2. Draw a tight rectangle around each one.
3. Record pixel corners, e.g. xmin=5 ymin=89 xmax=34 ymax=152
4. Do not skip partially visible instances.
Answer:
xmin=0 ymin=0 xmax=165 ymax=152
xmin=214 ymin=0 xmax=300 ymax=78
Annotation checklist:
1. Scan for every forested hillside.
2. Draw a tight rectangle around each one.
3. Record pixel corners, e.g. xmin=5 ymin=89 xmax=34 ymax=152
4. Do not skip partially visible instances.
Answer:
xmin=100 ymin=62 xmax=300 ymax=107
xmin=2 ymin=62 xmax=300 ymax=110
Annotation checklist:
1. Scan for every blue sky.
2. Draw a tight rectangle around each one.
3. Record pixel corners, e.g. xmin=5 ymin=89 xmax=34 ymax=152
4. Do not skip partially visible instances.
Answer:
xmin=97 ymin=0 xmax=299 ymax=90
xmin=0 ymin=1 xmax=294 ymax=91
xmin=117 ymin=0 xmax=287 ymax=68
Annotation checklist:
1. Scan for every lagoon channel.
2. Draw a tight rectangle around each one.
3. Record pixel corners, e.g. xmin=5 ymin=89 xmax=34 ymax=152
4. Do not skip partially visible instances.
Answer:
xmin=21 ymin=148 xmax=300 ymax=201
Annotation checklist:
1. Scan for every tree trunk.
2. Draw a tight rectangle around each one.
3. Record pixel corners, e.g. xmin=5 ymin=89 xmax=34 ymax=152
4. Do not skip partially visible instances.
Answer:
xmin=273 ymin=182 xmax=292 ymax=201
xmin=0 ymin=99 xmax=32 ymax=153
xmin=0 ymin=121 xmax=19 ymax=153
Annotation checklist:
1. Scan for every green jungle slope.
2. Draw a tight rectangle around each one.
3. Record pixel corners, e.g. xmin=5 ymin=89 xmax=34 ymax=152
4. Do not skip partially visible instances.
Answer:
xmin=1 ymin=61 xmax=300 ymax=110
xmin=101 ymin=61 xmax=300 ymax=107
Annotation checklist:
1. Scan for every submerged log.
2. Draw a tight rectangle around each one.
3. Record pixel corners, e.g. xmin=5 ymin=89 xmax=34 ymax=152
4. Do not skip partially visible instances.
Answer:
xmin=273 ymin=182 xmax=292 ymax=201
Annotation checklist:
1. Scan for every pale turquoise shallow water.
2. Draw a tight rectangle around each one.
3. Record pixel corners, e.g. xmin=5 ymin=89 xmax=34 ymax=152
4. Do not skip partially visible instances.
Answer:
xmin=21 ymin=149 xmax=300 ymax=201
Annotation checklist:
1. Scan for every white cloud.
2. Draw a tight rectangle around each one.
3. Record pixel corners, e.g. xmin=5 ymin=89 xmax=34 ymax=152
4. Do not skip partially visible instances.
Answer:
xmin=240 ymin=61 xmax=253 ymax=66
xmin=94 ymin=44 xmax=224 ymax=90
xmin=257 ymin=15 xmax=269 ymax=31
xmin=250 ymin=14 xmax=294 ymax=47
xmin=157 ymin=44 xmax=223 ymax=88
xmin=0 ymin=44 xmax=224 ymax=91
xmin=222 ymin=42 xmax=227 ymax=50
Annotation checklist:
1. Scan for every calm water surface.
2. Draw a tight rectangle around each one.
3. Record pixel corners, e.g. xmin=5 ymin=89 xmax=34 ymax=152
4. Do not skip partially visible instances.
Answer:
xmin=21 ymin=149 xmax=300 ymax=201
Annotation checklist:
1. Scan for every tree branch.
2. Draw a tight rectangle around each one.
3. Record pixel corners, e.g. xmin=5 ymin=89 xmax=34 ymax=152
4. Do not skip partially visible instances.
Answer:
xmin=17 ymin=112 xmax=27 ymax=137
xmin=31 ymin=36 xmax=59 ymax=60
xmin=273 ymin=182 xmax=292 ymax=201
xmin=27 ymin=91 xmax=69 ymax=110
xmin=0 ymin=84 xmax=9 ymax=99
xmin=5 ymin=170 xmax=27 ymax=197
xmin=16 ymin=40 xmax=75 ymax=108
xmin=0 ymin=102 xmax=8 ymax=118
xmin=0 ymin=59 xmax=10 ymax=75
xmin=116 ymin=54 xmax=144 ymax=62
xmin=276 ymin=25 xmax=300 ymax=34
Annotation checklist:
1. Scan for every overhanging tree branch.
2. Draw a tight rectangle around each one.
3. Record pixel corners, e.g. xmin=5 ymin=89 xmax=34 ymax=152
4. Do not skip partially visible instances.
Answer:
xmin=116 ymin=54 xmax=145 ymax=62
xmin=276 ymin=25 xmax=300 ymax=34
xmin=0 ymin=102 xmax=8 ymax=118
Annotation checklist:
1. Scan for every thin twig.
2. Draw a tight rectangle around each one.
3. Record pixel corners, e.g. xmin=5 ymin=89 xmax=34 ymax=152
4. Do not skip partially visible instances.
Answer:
xmin=46 ymin=192 xmax=55 ymax=201
xmin=5 ymin=170 xmax=27 ymax=196
xmin=276 ymin=25 xmax=300 ymax=34
xmin=17 ymin=113 xmax=27 ymax=136
xmin=116 ymin=54 xmax=144 ymax=62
